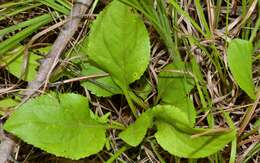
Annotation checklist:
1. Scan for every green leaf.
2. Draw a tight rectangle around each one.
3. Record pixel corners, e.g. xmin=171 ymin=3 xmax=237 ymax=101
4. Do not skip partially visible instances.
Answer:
xmin=152 ymin=105 xmax=192 ymax=129
xmin=157 ymin=63 xmax=196 ymax=124
xmin=119 ymin=105 xmax=236 ymax=158
xmin=0 ymin=98 xmax=18 ymax=115
xmin=119 ymin=105 xmax=191 ymax=147
xmin=227 ymin=39 xmax=256 ymax=100
xmin=119 ymin=109 xmax=153 ymax=146
xmin=153 ymin=105 xmax=236 ymax=158
xmin=4 ymin=93 xmax=107 ymax=160
xmin=7 ymin=52 xmax=41 ymax=81
xmin=81 ymin=0 xmax=150 ymax=91
xmin=1 ymin=46 xmax=50 ymax=81
xmin=80 ymin=63 xmax=122 ymax=97
xmin=155 ymin=121 xmax=236 ymax=158
xmin=0 ymin=98 xmax=18 ymax=108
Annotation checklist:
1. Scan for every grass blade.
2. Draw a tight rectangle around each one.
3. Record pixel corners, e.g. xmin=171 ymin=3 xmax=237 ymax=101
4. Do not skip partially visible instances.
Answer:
xmin=0 ymin=14 xmax=52 ymax=36
xmin=0 ymin=18 xmax=52 ymax=55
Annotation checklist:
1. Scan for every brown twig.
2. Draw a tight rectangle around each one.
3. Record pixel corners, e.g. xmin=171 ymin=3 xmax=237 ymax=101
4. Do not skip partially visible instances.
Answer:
xmin=0 ymin=136 xmax=15 ymax=163
xmin=48 ymin=73 xmax=109 ymax=87
xmin=24 ymin=0 xmax=92 ymax=98
xmin=238 ymin=135 xmax=260 ymax=146
xmin=0 ymin=1 xmax=92 ymax=162
xmin=22 ymin=19 xmax=68 ymax=81
xmin=0 ymin=121 xmax=16 ymax=163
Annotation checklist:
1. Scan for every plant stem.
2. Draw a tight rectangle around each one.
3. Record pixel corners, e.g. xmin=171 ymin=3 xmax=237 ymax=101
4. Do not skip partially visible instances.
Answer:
xmin=129 ymin=91 xmax=149 ymax=110
xmin=107 ymin=120 xmax=125 ymax=130
xmin=174 ymin=156 xmax=181 ymax=163
xmin=229 ymin=137 xmax=237 ymax=163
xmin=188 ymin=158 xmax=197 ymax=163
xmin=222 ymin=109 xmax=237 ymax=163
xmin=105 ymin=145 xmax=129 ymax=163
xmin=149 ymin=140 xmax=166 ymax=163
xmin=123 ymin=89 xmax=138 ymax=118
xmin=194 ymin=73 xmax=214 ymax=127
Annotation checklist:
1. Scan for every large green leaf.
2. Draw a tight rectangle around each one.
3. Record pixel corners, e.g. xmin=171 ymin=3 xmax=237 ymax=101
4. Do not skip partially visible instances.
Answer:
xmin=4 ymin=93 xmax=107 ymax=160
xmin=157 ymin=63 xmax=196 ymax=124
xmin=119 ymin=105 xmax=236 ymax=158
xmin=227 ymin=39 xmax=256 ymax=100
xmin=155 ymin=121 xmax=236 ymax=158
xmin=153 ymin=106 xmax=235 ymax=158
xmin=81 ymin=0 xmax=150 ymax=91
xmin=80 ymin=63 xmax=122 ymax=97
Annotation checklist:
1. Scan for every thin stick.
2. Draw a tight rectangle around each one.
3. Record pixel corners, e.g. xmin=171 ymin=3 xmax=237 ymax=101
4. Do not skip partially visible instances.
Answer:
xmin=0 ymin=122 xmax=15 ymax=163
xmin=48 ymin=73 xmax=109 ymax=87
xmin=24 ymin=0 xmax=92 ymax=98
xmin=0 ymin=136 xmax=15 ymax=163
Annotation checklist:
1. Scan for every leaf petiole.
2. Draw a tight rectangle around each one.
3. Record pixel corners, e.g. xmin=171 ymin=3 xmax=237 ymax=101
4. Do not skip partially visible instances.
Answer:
xmin=129 ymin=90 xmax=149 ymax=110
xmin=105 ymin=145 xmax=130 ymax=163
xmin=123 ymin=89 xmax=138 ymax=118
xmin=106 ymin=120 xmax=125 ymax=130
